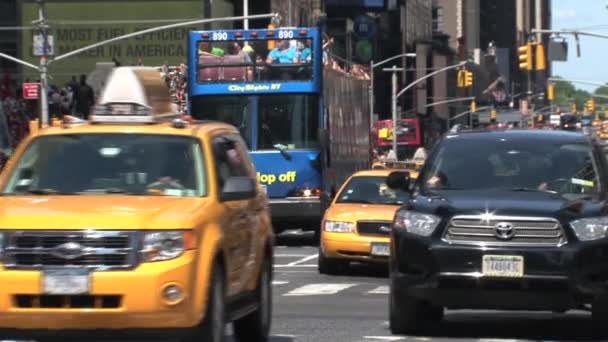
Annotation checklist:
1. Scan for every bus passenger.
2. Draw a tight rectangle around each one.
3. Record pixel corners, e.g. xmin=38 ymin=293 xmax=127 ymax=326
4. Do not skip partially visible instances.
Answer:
xmin=300 ymin=39 xmax=312 ymax=64
xmin=266 ymin=40 xmax=299 ymax=64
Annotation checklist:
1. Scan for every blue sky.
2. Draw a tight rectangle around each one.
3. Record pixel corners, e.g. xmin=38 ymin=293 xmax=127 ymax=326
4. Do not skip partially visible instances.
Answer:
xmin=551 ymin=0 xmax=608 ymax=92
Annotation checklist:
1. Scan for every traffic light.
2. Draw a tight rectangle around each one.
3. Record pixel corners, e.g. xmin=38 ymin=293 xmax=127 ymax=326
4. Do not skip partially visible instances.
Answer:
xmin=457 ymin=69 xmax=473 ymax=88
xmin=470 ymin=100 xmax=477 ymax=113
xmin=490 ymin=108 xmax=497 ymax=122
xmin=465 ymin=71 xmax=473 ymax=87
xmin=535 ymin=43 xmax=546 ymax=71
xmin=587 ymin=98 xmax=596 ymax=112
xmin=571 ymin=103 xmax=576 ymax=113
xmin=518 ymin=43 xmax=533 ymax=71
xmin=547 ymin=82 xmax=554 ymax=101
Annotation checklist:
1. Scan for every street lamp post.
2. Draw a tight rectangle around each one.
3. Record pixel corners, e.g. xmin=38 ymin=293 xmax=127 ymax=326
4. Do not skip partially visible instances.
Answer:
xmin=369 ymin=53 xmax=416 ymax=129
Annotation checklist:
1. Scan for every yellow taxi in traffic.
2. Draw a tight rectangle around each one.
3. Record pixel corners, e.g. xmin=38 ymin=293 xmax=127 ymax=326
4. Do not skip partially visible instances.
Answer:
xmin=0 ymin=67 xmax=273 ymax=342
xmin=318 ymin=169 xmax=412 ymax=274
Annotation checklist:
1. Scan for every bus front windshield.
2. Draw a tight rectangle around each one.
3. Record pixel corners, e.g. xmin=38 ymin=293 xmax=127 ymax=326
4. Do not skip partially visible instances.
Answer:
xmin=257 ymin=94 xmax=318 ymax=150
xmin=190 ymin=95 xmax=253 ymax=147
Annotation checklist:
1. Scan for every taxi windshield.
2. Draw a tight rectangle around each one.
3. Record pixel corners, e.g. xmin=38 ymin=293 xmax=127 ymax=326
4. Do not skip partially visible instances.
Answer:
xmin=336 ymin=176 xmax=410 ymax=205
xmin=2 ymin=134 xmax=206 ymax=197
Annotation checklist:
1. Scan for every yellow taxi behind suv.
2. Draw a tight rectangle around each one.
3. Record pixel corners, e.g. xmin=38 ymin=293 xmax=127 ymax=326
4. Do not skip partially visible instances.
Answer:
xmin=0 ymin=67 xmax=273 ymax=342
xmin=319 ymin=169 xmax=411 ymax=274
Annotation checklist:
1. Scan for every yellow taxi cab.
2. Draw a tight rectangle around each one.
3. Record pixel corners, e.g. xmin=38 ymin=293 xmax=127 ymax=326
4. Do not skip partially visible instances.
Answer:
xmin=0 ymin=67 xmax=273 ymax=342
xmin=318 ymin=169 xmax=412 ymax=274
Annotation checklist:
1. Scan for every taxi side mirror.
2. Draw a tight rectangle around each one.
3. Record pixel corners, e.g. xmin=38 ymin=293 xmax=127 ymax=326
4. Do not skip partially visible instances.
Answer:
xmin=386 ymin=171 xmax=411 ymax=192
xmin=220 ymin=177 xmax=257 ymax=201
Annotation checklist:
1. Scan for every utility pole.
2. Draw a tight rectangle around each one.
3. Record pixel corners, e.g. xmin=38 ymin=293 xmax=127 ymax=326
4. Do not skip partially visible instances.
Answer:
xmin=243 ymin=0 xmax=249 ymax=30
xmin=35 ymin=0 xmax=50 ymax=128
xmin=369 ymin=53 xmax=416 ymax=129
xmin=383 ymin=66 xmax=404 ymax=159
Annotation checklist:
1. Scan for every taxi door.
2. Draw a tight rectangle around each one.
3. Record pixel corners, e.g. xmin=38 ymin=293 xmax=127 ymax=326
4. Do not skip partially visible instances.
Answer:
xmin=212 ymin=135 xmax=253 ymax=296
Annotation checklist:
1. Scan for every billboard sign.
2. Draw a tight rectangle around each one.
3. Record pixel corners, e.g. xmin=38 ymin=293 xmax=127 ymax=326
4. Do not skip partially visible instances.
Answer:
xmin=20 ymin=0 xmax=234 ymax=85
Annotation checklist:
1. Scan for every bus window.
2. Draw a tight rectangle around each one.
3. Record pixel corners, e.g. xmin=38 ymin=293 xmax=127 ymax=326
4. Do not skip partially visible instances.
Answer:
xmin=196 ymin=39 xmax=314 ymax=83
xmin=190 ymin=95 xmax=254 ymax=148
xmin=257 ymin=95 xmax=318 ymax=150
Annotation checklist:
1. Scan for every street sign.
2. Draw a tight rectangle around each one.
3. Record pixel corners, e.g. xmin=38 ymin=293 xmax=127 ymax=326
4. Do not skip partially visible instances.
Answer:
xmin=33 ymin=34 xmax=54 ymax=56
xmin=23 ymin=83 xmax=40 ymax=100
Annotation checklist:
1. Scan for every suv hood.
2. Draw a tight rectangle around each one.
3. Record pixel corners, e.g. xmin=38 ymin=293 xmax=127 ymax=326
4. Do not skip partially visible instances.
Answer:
xmin=412 ymin=190 xmax=603 ymax=218
xmin=0 ymin=196 xmax=210 ymax=229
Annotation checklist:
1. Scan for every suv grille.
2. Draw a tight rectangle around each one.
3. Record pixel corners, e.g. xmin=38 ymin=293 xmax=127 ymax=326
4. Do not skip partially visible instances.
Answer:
xmin=443 ymin=216 xmax=566 ymax=247
xmin=357 ymin=221 xmax=392 ymax=237
xmin=4 ymin=231 xmax=138 ymax=270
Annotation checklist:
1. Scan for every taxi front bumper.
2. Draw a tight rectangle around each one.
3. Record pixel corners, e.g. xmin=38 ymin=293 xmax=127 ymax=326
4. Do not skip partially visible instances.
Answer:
xmin=322 ymin=232 xmax=390 ymax=263
xmin=0 ymin=250 xmax=202 ymax=335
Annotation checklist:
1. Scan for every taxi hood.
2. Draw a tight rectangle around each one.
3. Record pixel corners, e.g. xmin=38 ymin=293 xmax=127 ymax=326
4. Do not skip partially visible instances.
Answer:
xmin=0 ymin=196 xmax=211 ymax=229
xmin=325 ymin=203 xmax=401 ymax=223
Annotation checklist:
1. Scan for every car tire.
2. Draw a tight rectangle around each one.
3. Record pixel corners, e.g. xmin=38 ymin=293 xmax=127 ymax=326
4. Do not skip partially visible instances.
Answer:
xmin=233 ymin=255 xmax=272 ymax=342
xmin=389 ymin=281 xmax=443 ymax=334
xmin=318 ymin=249 xmax=347 ymax=275
xmin=184 ymin=261 xmax=226 ymax=342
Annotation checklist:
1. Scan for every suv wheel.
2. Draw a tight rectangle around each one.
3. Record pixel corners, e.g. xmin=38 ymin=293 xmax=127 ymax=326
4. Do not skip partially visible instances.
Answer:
xmin=318 ymin=248 xmax=347 ymax=275
xmin=184 ymin=261 xmax=226 ymax=342
xmin=233 ymin=255 xmax=272 ymax=342
xmin=389 ymin=283 xmax=443 ymax=334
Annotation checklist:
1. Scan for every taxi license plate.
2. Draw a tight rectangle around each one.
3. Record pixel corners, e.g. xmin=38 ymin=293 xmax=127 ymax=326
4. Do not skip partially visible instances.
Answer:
xmin=371 ymin=243 xmax=390 ymax=256
xmin=43 ymin=269 xmax=90 ymax=295
xmin=482 ymin=255 xmax=524 ymax=278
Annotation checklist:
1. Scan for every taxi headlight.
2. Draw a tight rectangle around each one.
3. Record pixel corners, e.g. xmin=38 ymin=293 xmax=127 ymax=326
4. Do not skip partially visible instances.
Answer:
xmin=323 ymin=221 xmax=354 ymax=233
xmin=570 ymin=217 xmax=608 ymax=241
xmin=393 ymin=210 xmax=441 ymax=237
xmin=141 ymin=230 xmax=195 ymax=262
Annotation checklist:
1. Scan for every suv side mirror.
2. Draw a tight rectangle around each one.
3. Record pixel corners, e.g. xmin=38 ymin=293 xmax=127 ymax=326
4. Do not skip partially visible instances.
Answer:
xmin=220 ymin=177 xmax=257 ymax=201
xmin=386 ymin=171 xmax=411 ymax=192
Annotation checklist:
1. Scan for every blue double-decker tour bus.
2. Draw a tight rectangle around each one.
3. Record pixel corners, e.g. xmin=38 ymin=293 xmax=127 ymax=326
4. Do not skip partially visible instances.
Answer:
xmin=187 ymin=27 xmax=369 ymax=235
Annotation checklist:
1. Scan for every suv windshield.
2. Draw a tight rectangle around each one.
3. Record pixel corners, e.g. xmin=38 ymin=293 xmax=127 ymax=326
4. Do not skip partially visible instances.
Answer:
xmin=3 ymin=134 xmax=206 ymax=197
xmin=336 ymin=176 xmax=410 ymax=205
xmin=421 ymin=136 xmax=599 ymax=197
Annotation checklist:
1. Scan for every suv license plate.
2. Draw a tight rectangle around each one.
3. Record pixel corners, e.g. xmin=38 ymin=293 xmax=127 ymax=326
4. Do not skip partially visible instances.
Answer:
xmin=482 ymin=255 xmax=524 ymax=278
xmin=43 ymin=268 xmax=90 ymax=295
xmin=371 ymin=243 xmax=390 ymax=256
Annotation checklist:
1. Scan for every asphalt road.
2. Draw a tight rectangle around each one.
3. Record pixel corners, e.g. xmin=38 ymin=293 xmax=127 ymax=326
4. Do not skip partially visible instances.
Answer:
xmin=4 ymin=231 xmax=608 ymax=342
xmin=262 ymin=231 xmax=608 ymax=342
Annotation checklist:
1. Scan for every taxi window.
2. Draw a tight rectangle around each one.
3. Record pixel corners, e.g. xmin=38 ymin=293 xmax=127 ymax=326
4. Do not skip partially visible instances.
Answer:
xmin=2 ymin=134 xmax=206 ymax=197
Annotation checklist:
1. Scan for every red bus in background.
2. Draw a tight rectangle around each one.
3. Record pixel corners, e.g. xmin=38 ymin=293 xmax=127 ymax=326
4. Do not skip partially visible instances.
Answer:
xmin=372 ymin=118 xmax=422 ymax=160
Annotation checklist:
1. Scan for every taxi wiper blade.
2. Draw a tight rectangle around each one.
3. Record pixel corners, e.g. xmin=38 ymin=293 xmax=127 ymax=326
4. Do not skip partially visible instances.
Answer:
xmin=104 ymin=188 xmax=129 ymax=194
xmin=23 ymin=189 xmax=77 ymax=195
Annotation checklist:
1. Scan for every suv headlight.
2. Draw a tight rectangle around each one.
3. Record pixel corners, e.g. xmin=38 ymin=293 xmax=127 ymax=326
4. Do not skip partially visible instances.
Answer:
xmin=141 ymin=231 xmax=196 ymax=262
xmin=393 ymin=210 xmax=441 ymax=237
xmin=323 ymin=221 xmax=355 ymax=233
xmin=570 ymin=217 xmax=608 ymax=241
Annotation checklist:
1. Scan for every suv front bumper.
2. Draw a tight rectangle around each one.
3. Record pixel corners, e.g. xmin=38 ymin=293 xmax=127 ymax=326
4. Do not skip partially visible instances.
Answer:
xmin=0 ymin=251 xmax=203 ymax=334
xmin=391 ymin=234 xmax=608 ymax=310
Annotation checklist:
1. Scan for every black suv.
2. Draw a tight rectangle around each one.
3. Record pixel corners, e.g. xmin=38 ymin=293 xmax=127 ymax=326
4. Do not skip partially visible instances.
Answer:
xmin=386 ymin=129 xmax=608 ymax=333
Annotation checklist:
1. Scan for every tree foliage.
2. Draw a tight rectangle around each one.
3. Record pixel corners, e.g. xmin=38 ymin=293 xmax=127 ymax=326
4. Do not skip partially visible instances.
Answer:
xmin=552 ymin=76 xmax=591 ymax=109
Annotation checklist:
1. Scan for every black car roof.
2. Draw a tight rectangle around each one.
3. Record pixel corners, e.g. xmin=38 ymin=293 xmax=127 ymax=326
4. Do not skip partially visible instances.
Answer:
xmin=445 ymin=129 xmax=590 ymax=144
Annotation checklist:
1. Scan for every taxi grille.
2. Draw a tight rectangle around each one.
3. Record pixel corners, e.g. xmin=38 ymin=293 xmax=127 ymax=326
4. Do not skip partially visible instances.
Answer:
xmin=14 ymin=295 xmax=122 ymax=309
xmin=3 ymin=231 xmax=138 ymax=270
xmin=357 ymin=221 xmax=392 ymax=237
xmin=443 ymin=216 xmax=566 ymax=247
